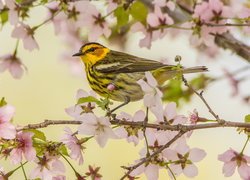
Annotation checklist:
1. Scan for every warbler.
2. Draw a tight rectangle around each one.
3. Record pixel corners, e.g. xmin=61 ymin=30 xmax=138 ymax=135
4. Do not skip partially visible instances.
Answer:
xmin=73 ymin=42 xmax=207 ymax=103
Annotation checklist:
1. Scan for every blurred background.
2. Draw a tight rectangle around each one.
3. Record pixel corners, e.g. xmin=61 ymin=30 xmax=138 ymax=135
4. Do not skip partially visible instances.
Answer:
xmin=1 ymin=2 xmax=250 ymax=180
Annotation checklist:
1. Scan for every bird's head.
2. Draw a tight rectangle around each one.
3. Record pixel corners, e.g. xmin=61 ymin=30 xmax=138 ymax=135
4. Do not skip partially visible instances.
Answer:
xmin=73 ymin=42 xmax=110 ymax=65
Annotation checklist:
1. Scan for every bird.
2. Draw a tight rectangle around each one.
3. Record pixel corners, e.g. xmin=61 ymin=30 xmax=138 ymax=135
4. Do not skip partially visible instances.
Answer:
xmin=73 ymin=42 xmax=207 ymax=105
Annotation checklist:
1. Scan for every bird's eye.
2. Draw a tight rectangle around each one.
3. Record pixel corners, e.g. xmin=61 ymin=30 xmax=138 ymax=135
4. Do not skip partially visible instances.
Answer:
xmin=88 ymin=47 xmax=97 ymax=52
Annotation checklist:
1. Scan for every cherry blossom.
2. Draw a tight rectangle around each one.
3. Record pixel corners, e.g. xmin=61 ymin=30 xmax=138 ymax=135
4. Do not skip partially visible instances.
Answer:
xmin=74 ymin=2 xmax=111 ymax=41
xmin=61 ymin=127 xmax=84 ymax=165
xmin=30 ymin=154 xmax=65 ymax=180
xmin=85 ymin=165 xmax=102 ymax=180
xmin=152 ymin=0 xmax=175 ymax=11
xmin=192 ymin=0 xmax=231 ymax=47
xmin=162 ymin=102 xmax=187 ymax=124
xmin=11 ymin=23 xmax=39 ymax=51
xmin=10 ymin=131 xmax=36 ymax=164
xmin=137 ymin=72 xmax=163 ymax=119
xmin=115 ymin=110 xmax=145 ymax=146
xmin=78 ymin=113 xmax=116 ymax=147
xmin=106 ymin=0 xmax=119 ymax=13
xmin=0 ymin=104 xmax=16 ymax=139
xmin=163 ymin=139 xmax=206 ymax=178
xmin=65 ymin=89 xmax=96 ymax=119
xmin=130 ymin=129 xmax=174 ymax=179
xmin=0 ymin=54 xmax=24 ymax=79
xmin=218 ymin=148 xmax=250 ymax=179
xmin=131 ymin=22 xmax=158 ymax=48
xmin=147 ymin=6 xmax=174 ymax=29
xmin=5 ymin=0 xmax=19 ymax=25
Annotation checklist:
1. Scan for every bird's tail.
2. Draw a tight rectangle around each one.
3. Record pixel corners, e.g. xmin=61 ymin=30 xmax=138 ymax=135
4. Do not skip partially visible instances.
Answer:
xmin=154 ymin=66 xmax=208 ymax=85
xmin=182 ymin=66 xmax=208 ymax=74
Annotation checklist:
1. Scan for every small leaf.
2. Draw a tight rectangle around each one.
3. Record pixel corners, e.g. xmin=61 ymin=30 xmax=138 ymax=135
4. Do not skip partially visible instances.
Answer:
xmin=129 ymin=1 xmax=148 ymax=22
xmin=26 ymin=129 xmax=46 ymax=141
xmin=0 ymin=10 xmax=8 ymax=26
xmin=245 ymin=114 xmax=250 ymax=123
xmin=0 ymin=97 xmax=7 ymax=107
xmin=114 ymin=6 xmax=129 ymax=28
xmin=59 ymin=144 xmax=69 ymax=156
xmin=77 ymin=96 xmax=100 ymax=105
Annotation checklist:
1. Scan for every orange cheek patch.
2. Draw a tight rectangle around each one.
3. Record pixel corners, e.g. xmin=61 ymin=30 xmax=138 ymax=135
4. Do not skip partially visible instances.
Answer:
xmin=94 ymin=49 xmax=104 ymax=57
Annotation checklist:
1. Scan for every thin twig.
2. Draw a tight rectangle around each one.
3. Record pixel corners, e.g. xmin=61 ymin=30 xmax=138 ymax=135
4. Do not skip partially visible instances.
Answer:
xmin=182 ymin=76 xmax=220 ymax=121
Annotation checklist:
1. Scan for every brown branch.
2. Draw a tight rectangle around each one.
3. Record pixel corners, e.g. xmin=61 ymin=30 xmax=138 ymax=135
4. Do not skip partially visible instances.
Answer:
xmin=19 ymin=119 xmax=250 ymax=132
xmin=120 ymin=131 xmax=185 ymax=180
xmin=214 ymin=32 xmax=250 ymax=62
xmin=182 ymin=76 xmax=220 ymax=121
xmin=205 ymin=23 xmax=250 ymax=27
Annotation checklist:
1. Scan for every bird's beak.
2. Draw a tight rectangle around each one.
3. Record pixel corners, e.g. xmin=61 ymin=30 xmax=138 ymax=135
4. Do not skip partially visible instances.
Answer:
xmin=72 ymin=52 xmax=84 ymax=57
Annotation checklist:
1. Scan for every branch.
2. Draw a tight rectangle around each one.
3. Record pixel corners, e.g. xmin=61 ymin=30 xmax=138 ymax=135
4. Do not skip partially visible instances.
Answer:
xmin=214 ymin=32 xmax=250 ymax=62
xmin=19 ymin=119 xmax=250 ymax=132
xmin=120 ymin=131 xmax=185 ymax=180
xmin=182 ymin=76 xmax=220 ymax=121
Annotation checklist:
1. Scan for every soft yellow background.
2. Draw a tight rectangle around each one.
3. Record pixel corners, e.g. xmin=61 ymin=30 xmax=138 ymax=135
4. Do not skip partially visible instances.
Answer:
xmin=1 ymin=5 xmax=250 ymax=180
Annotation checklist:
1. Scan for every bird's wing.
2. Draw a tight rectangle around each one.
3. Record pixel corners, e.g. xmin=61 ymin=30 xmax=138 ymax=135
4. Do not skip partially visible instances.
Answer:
xmin=94 ymin=50 xmax=175 ymax=73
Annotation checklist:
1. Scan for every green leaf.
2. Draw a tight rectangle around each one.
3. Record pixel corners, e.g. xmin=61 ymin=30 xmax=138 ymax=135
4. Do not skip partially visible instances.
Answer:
xmin=77 ymin=96 xmax=100 ymax=105
xmin=59 ymin=144 xmax=69 ymax=156
xmin=77 ymin=96 xmax=112 ymax=110
xmin=26 ymin=129 xmax=46 ymax=141
xmin=245 ymin=114 xmax=250 ymax=123
xmin=129 ymin=1 xmax=148 ymax=22
xmin=0 ymin=97 xmax=7 ymax=107
xmin=0 ymin=10 xmax=8 ymax=25
xmin=114 ymin=6 xmax=129 ymax=28
xmin=162 ymin=79 xmax=183 ymax=104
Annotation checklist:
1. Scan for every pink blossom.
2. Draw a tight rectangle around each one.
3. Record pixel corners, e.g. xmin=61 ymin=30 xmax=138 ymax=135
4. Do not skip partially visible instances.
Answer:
xmin=137 ymin=72 xmax=163 ymax=120
xmin=147 ymin=6 xmax=173 ymax=28
xmin=106 ymin=0 xmax=119 ymax=13
xmin=30 ymin=154 xmax=65 ymax=180
xmin=46 ymin=1 xmax=67 ymax=34
xmin=192 ymin=0 xmax=231 ymax=47
xmin=188 ymin=109 xmax=199 ymax=124
xmin=10 ymin=131 xmax=36 ymax=164
xmin=131 ymin=162 xmax=160 ymax=180
xmin=61 ymin=127 xmax=84 ymax=165
xmin=11 ymin=23 xmax=39 ymax=51
xmin=131 ymin=22 xmax=160 ymax=48
xmin=5 ymin=0 xmax=19 ymax=25
xmin=0 ymin=54 xmax=24 ymax=79
xmin=162 ymin=102 xmax=187 ymax=124
xmin=130 ymin=129 xmax=171 ymax=179
xmin=163 ymin=139 xmax=206 ymax=178
xmin=152 ymin=0 xmax=175 ymax=11
xmin=75 ymin=2 xmax=111 ymax=41
xmin=65 ymin=89 xmax=96 ymax=119
xmin=218 ymin=148 xmax=250 ymax=179
xmin=0 ymin=104 xmax=16 ymax=139
xmin=78 ymin=113 xmax=116 ymax=147
xmin=137 ymin=72 xmax=162 ymax=106
xmin=115 ymin=110 xmax=145 ymax=145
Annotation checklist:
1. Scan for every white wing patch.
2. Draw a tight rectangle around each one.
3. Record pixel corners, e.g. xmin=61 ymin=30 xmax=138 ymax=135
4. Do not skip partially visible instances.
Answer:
xmin=95 ymin=62 xmax=121 ymax=71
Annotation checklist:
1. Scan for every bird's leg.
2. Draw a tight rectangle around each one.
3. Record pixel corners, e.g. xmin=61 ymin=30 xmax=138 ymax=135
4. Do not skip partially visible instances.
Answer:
xmin=108 ymin=97 xmax=130 ymax=115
